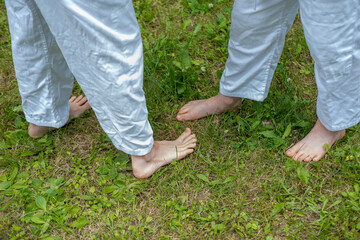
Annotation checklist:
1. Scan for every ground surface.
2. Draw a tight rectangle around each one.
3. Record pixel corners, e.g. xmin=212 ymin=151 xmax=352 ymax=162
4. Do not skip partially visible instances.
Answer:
xmin=0 ymin=0 xmax=359 ymax=239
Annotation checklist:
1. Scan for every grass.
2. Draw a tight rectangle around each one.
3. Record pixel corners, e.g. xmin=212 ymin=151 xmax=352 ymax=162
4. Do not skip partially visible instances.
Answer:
xmin=1 ymin=0 xmax=360 ymax=239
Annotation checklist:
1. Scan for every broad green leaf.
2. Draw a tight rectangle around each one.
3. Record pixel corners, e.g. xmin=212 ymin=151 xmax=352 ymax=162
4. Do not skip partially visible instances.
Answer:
xmin=0 ymin=174 xmax=6 ymax=182
xmin=177 ymin=84 xmax=186 ymax=95
xmin=294 ymin=211 xmax=307 ymax=217
xmin=0 ymin=181 xmax=12 ymax=190
xmin=196 ymin=174 xmax=210 ymax=183
xmin=77 ymin=195 xmax=94 ymax=201
xmin=295 ymin=120 xmax=311 ymax=128
xmin=21 ymin=150 xmax=37 ymax=157
xmin=31 ymin=179 xmax=42 ymax=188
xmin=11 ymin=181 xmax=28 ymax=189
xmin=179 ymin=48 xmax=192 ymax=70
xmin=46 ymin=188 xmax=58 ymax=197
xmin=223 ymin=176 xmax=235 ymax=184
xmin=354 ymin=183 xmax=359 ymax=193
xmin=103 ymin=184 xmax=118 ymax=193
xmin=12 ymin=105 xmax=23 ymax=112
xmin=89 ymin=186 xmax=95 ymax=194
xmin=270 ymin=202 xmax=285 ymax=217
xmin=36 ymin=195 xmax=47 ymax=211
xmin=114 ymin=153 xmax=129 ymax=162
xmin=15 ymin=115 xmax=22 ymax=129
xmin=41 ymin=222 xmax=50 ymax=234
xmin=96 ymin=166 xmax=109 ymax=175
xmin=210 ymin=180 xmax=220 ymax=186
xmin=55 ymin=177 xmax=64 ymax=186
xmin=250 ymin=120 xmax=261 ymax=131
xmin=31 ymin=216 xmax=46 ymax=224
xmin=8 ymin=167 xmax=18 ymax=181
xmin=282 ymin=123 xmax=292 ymax=139
xmin=108 ymin=169 xmax=118 ymax=180
xmin=21 ymin=150 xmax=36 ymax=157
xmin=182 ymin=19 xmax=192 ymax=31
xmin=193 ymin=24 xmax=202 ymax=35
xmin=328 ymin=200 xmax=342 ymax=209
xmin=70 ymin=216 xmax=89 ymax=229
xmin=297 ymin=167 xmax=310 ymax=185
xmin=259 ymin=131 xmax=279 ymax=139
xmin=211 ymin=223 xmax=227 ymax=233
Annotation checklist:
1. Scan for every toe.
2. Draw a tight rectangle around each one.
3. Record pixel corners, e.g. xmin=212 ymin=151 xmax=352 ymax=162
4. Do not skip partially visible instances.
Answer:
xmin=293 ymin=151 xmax=306 ymax=161
xmin=183 ymin=134 xmax=197 ymax=144
xmin=176 ymin=114 xmax=183 ymax=121
xmin=286 ymin=142 xmax=304 ymax=157
xmin=181 ymin=142 xmax=196 ymax=149
xmin=69 ymin=96 xmax=76 ymax=103
xmin=177 ymin=112 xmax=188 ymax=121
xmin=176 ymin=128 xmax=192 ymax=142
xmin=75 ymin=95 xmax=83 ymax=102
xmin=178 ymin=148 xmax=194 ymax=159
xmin=304 ymin=155 xmax=312 ymax=162
xmin=285 ymin=148 xmax=295 ymax=157
xmin=78 ymin=96 xmax=88 ymax=105
xmin=312 ymin=154 xmax=322 ymax=162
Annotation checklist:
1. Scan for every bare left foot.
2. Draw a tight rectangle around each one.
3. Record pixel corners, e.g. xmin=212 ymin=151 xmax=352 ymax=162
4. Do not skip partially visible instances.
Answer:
xmin=28 ymin=95 xmax=91 ymax=138
xmin=285 ymin=119 xmax=345 ymax=162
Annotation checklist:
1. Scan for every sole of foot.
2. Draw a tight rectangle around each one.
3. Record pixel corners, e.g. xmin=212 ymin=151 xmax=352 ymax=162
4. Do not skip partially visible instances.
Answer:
xmin=285 ymin=119 xmax=345 ymax=162
xmin=176 ymin=93 xmax=242 ymax=121
xmin=131 ymin=128 xmax=197 ymax=179
xmin=28 ymin=95 xmax=91 ymax=138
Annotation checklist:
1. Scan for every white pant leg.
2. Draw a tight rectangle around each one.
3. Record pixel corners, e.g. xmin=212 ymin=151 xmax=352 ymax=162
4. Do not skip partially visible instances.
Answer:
xmin=5 ymin=0 xmax=74 ymax=128
xmin=7 ymin=0 xmax=154 ymax=156
xmin=220 ymin=0 xmax=299 ymax=101
xmin=300 ymin=0 xmax=360 ymax=131
xmin=34 ymin=0 xmax=154 ymax=156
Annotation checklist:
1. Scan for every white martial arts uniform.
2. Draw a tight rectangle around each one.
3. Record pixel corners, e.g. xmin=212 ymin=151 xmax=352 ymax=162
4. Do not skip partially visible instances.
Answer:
xmin=5 ymin=0 xmax=154 ymax=156
xmin=220 ymin=0 xmax=360 ymax=131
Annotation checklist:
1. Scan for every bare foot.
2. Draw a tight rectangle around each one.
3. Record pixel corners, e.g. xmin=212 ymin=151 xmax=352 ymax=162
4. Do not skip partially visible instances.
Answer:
xmin=131 ymin=128 xmax=197 ymax=178
xmin=28 ymin=95 xmax=91 ymax=138
xmin=285 ymin=119 xmax=345 ymax=162
xmin=176 ymin=93 xmax=242 ymax=121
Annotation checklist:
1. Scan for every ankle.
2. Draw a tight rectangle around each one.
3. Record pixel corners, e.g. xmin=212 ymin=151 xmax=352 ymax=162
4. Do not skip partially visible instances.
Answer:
xmin=134 ymin=142 xmax=158 ymax=162
xmin=218 ymin=93 xmax=242 ymax=106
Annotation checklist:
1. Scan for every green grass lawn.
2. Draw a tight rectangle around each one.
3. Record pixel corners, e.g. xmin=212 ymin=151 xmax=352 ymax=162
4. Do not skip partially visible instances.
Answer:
xmin=1 ymin=0 xmax=359 ymax=239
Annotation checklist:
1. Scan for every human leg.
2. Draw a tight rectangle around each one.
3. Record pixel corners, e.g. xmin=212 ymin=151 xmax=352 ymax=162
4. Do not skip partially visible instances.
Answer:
xmin=177 ymin=0 xmax=299 ymax=121
xmin=286 ymin=0 xmax=360 ymax=161
xmin=34 ymin=0 xmax=196 ymax=177
xmin=5 ymin=0 xmax=89 ymax=137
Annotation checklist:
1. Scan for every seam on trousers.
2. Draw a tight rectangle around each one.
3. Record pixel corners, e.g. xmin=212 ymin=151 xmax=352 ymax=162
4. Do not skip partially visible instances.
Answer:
xmin=31 ymin=1 xmax=64 ymax=125
xmin=262 ymin=7 xmax=285 ymax=100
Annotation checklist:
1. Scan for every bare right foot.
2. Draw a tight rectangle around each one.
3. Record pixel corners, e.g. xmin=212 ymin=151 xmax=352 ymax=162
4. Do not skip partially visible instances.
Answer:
xmin=176 ymin=93 xmax=242 ymax=121
xmin=285 ymin=119 xmax=345 ymax=162
xmin=131 ymin=128 xmax=197 ymax=178
xmin=28 ymin=96 xmax=91 ymax=138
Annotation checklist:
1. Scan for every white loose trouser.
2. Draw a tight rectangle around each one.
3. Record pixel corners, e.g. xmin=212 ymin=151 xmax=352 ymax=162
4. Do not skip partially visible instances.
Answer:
xmin=220 ymin=0 xmax=360 ymax=131
xmin=5 ymin=0 xmax=154 ymax=156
